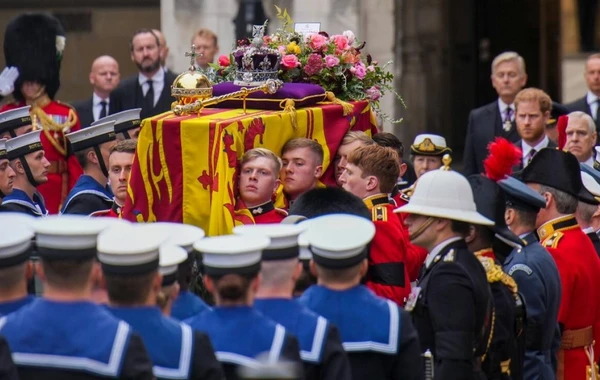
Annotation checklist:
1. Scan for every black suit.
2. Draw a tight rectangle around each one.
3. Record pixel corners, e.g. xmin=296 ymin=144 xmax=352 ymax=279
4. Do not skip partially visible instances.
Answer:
xmin=565 ymin=96 xmax=600 ymax=135
xmin=72 ymin=96 xmax=115 ymax=128
xmin=110 ymin=71 xmax=177 ymax=119
xmin=587 ymin=231 xmax=600 ymax=258
xmin=512 ymin=139 xmax=558 ymax=172
xmin=463 ymin=101 xmax=520 ymax=176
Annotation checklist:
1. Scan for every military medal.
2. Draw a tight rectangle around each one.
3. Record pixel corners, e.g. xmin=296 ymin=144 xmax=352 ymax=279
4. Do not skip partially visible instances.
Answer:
xmin=503 ymin=119 xmax=512 ymax=132
xmin=404 ymin=286 xmax=421 ymax=312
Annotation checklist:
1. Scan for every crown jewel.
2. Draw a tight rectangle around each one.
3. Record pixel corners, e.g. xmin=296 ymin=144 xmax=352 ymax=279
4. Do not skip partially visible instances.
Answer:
xmin=233 ymin=21 xmax=282 ymax=86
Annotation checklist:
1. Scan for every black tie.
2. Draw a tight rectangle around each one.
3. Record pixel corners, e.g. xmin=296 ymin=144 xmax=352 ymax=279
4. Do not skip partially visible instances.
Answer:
xmin=527 ymin=148 xmax=537 ymax=166
xmin=144 ymin=80 xmax=154 ymax=111
xmin=99 ymin=100 xmax=107 ymax=119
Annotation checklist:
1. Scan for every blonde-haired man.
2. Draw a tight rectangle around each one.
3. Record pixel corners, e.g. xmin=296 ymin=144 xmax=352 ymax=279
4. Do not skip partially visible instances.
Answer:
xmin=464 ymin=51 xmax=527 ymax=176
xmin=191 ymin=28 xmax=218 ymax=71
xmin=238 ymin=148 xmax=287 ymax=223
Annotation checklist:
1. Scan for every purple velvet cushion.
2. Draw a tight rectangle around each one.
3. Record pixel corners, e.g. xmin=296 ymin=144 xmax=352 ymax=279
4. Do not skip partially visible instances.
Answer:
xmin=210 ymin=82 xmax=326 ymax=110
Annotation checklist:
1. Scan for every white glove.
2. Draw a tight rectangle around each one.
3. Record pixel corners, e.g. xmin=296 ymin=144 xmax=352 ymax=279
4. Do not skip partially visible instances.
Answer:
xmin=0 ymin=67 xmax=19 ymax=97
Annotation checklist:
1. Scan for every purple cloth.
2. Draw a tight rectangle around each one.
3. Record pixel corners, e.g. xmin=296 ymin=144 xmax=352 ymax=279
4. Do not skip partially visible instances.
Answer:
xmin=210 ymin=82 xmax=326 ymax=110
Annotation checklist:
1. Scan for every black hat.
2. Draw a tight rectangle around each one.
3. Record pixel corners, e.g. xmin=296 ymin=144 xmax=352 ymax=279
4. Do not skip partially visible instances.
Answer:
xmin=4 ymin=13 xmax=65 ymax=102
xmin=498 ymin=176 xmax=546 ymax=213
xmin=468 ymin=175 xmax=523 ymax=246
xmin=547 ymin=102 xmax=569 ymax=125
xmin=520 ymin=148 xmax=582 ymax=197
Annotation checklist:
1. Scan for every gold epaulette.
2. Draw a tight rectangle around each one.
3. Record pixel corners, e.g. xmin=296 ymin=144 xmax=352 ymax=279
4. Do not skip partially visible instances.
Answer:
xmin=401 ymin=183 xmax=415 ymax=198
xmin=371 ymin=205 xmax=388 ymax=222
xmin=541 ymin=231 xmax=564 ymax=249
xmin=477 ymin=256 xmax=518 ymax=294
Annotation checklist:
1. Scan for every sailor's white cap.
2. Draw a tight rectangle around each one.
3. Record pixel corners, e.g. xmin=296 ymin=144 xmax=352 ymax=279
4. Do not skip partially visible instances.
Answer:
xmin=0 ymin=216 xmax=34 ymax=267
xmin=6 ymin=130 xmax=43 ymax=160
xmin=92 ymin=108 xmax=141 ymax=138
xmin=233 ymin=224 xmax=306 ymax=261
xmin=304 ymin=214 xmax=375 ymax=269
xmin=66 ymin=120 xmax=116 ymax=152
xmin=159 ymin=244 xmax=188 ymax=286
xmin=410 ymin=133 xmax=451 ymax=156
xmin=142 ymin=222 xmax=205 ymax=252
xmin=0 ymin=106 xmax=31 ymax=137
xmin=193 ymin=235 xmax=270 ymax=276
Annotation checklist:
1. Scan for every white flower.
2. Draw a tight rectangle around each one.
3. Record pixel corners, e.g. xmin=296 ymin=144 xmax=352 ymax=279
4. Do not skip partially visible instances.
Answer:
xmin=342 ymin=30 xmax=355 ymax=45
xmin=55 ymin=36 xmax=66 ymax=55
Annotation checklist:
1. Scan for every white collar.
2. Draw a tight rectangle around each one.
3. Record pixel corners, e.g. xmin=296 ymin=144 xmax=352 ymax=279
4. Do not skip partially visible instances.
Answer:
xmin=582 ymin=226 xmax=595 ymax=234
xmin=522 ymin=135 xmax=549 ymax=157
xmin=587 ymin=91 xmax=599 ymax=105
xmin=92 ymin=92 xmax=109 ymax=107
xmin=138 ymin=69 xmax=164 ymax=86
xmin=497 ymin=98 xmax=514 ymax=113
xmin=425 ymin=236 xmax=463 ymax=268
xmin=583 ymin=155 xmax=595 ymax=167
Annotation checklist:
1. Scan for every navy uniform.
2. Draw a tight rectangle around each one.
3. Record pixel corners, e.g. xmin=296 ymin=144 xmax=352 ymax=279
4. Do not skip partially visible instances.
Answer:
xmin=98 ymin=224 xmax=224 ymax=380
xmin=61 ymin=121 xmax=117 ymax=215
xmin=396 ymin=163 xmax=493 ymax=380
xmin=142 ymin=222 xmax=210 ymax=320
xmin=580 ymin=168 xmax=600 ymax=257
xmin=0 ymin=215 xmax=154 ymax=379
xmin=186 ymin=234 xmax=303 ymax=380
xmin=297 ymin=214 xmax=422 ymax=380
xmin=93 ymin=108 xmax=141 ymax=141
xmin=498 ymin=176 xmax=562 ymax=380
xmin=234 ymin=224 xmax=352 ymax=380
xmin=1 ymin=130 xmax=48 ymax=216
xmin=0 ymin=214 xmax=35 ymax=316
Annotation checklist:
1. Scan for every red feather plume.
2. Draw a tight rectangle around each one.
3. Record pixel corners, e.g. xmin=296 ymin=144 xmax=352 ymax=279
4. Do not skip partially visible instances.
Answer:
xmin=557 ymin=115 xmax=568 ymax=150
xmin=483 ymin=137 xmax=522 ymax=182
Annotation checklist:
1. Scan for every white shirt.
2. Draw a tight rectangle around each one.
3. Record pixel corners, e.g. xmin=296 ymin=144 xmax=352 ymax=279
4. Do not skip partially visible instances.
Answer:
xmin=138 ymin=69 xmax=165 ymax=108
xmin=498 ymin=99 xmax=515 ymax=122
xmin=92 ymin=93 xmax=109 ymax=122
xmin=582 ymin=226 xmax=595 ymax=234
xmin=587 ymin=91 xmax=599 ymax=120
xmin=521 ymin=135 xmax=550 ymax=168
xmin=425 ymin=236 xmax=463 ymax=269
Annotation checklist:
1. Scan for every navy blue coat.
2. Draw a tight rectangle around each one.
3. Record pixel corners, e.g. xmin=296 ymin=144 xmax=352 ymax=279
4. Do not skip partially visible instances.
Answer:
xmin=503 ymin=233 xmax=562 ymax=380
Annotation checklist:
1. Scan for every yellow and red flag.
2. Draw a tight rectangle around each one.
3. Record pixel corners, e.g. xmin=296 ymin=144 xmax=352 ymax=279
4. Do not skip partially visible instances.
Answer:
xmin=123 ymin=101 xmax=377 ymax=236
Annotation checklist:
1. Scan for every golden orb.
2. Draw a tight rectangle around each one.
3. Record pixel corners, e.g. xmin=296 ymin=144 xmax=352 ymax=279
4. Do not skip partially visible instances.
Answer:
xmin=171 ymin=70 xmax=213 ymax=106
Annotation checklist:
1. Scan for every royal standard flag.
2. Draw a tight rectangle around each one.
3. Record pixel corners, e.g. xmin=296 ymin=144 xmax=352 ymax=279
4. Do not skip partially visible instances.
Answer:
xmin=124 ymin=101 xmax=378 ymax=236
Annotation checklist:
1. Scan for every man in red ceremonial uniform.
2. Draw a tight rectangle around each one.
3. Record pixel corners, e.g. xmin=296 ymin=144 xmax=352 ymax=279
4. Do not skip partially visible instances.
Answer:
xmin=238 ymin=148 xmax=287 ymax=224
xmin=1 ymin=13 xmax=83 ymax=214
xmin=522 ymin=148 xmax=600 ymax=380
xmin=339 ymin=143 xmax=411 ymax=305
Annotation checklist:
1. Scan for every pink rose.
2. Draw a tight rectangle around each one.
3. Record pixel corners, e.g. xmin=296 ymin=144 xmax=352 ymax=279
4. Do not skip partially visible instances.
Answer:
xmin=277 ymin=45 xmax=286 ymax=54
xmin=366 ymin=86 xmax=382 ymax=101
xmin=342 ymin=30 xmax=356 ymax=45
xmin=307 ymin=33 xmax=328 ymax=51
xmin=304 ymin=54 xmax=325 ymax=76
xmin=351 ymin=62 xmax=367 ymax=79
xmin=324 ymin=55 xmax=340 ymax=68
xmin=331 ymin=35 xmax=349 ymax=51
xmin=218 ymin=55 xmax=230 ymax=67
xmin=367 ymin=65 xmax=375 ymax=72
xmin=281 ymin=54 xmax=301 ymax=69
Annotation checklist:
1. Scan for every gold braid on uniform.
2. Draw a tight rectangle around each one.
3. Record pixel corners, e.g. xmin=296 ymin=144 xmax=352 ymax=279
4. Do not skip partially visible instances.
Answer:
xmin=31 ymin=106 xmax=77 ymax=157
xmin=481 ymin=309 xmax=496 ymax=362
xmin=474 ymin=250 xmax=518 ymax=294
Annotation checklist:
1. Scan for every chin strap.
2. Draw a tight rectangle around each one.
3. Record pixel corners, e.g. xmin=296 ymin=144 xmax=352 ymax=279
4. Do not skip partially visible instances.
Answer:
xmin=409 ymin=217 xmax=435 ymax=241
xmin=93 ymin=146 xmax=109 ymax=178
xmin=20 ymin=157 xmax=39 ymax=187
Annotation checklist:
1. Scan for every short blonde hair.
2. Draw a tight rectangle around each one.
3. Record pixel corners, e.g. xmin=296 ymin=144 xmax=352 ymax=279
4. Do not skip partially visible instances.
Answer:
xmin=191 ymin=28 xmax=218 ymax=47
xmin=514 ymin=88 xmax=552 ymax=114
xmin=492 ymin=52 xmax=526 ymax=75
xmin=340 ymin=131 xmax=374 ymax=147
xmin=240 ymin=148 xmax=282 ymax=175
xmin=282 ymin=138 xmax=324 ymax=165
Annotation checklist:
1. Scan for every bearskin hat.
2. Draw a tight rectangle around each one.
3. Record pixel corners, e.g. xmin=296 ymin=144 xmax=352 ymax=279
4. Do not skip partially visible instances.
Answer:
xmin=4 ymin=13 xmax=65 ymax=102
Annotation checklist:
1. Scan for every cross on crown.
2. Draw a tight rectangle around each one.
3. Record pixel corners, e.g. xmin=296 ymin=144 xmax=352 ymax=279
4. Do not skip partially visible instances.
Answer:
xmin=185 ymin=44 xmax=198 ymax=69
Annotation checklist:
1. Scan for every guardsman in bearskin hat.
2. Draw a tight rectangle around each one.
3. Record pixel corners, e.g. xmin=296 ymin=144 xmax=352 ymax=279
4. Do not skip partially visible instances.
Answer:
xmin=1 ymin=13 xmax=83 ymax=214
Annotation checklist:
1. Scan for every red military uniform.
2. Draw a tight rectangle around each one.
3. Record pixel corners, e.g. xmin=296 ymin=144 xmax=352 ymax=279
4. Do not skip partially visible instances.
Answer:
xmin=0 ymin=100 xmax=82 ymax=213
xmin=364 ymin=194 xmax=411 ymax=306
xmin=90 ymin=201 xmax=121 ymax=218
xmin=391 ymin=188 xmax=428 ymax=282
xmin=249 ymin=201 xmax=287 ymax=224
xmin=537 ymin=215 xmax=600 ymax=380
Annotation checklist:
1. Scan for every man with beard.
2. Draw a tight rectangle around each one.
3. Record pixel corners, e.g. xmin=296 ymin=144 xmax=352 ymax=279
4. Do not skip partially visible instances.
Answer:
xmin=111 ymin=29 xmax=177 ymax=119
